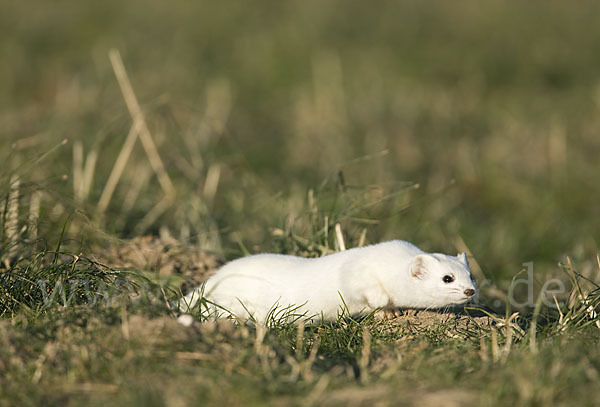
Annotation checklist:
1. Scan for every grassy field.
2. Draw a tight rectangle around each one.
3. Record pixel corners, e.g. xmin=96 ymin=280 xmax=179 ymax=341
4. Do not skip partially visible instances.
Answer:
xmin=2 ymin=0 xmax=600 ymax=405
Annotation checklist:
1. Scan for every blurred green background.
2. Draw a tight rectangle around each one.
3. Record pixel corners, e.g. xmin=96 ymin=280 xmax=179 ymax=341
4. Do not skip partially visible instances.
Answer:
xmin=2 ymin=0 xmax=600 ymax=292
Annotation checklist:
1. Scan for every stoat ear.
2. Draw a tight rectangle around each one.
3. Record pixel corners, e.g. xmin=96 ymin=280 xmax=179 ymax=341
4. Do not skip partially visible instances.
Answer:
xmin=410 ymin=255 xmax=429 ymax=279
xmin=457 ymin=252 xmax=469 ymax=266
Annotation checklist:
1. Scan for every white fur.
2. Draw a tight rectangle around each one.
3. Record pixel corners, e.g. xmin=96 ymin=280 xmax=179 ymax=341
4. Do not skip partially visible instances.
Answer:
xmin=179 ymin=240 xmax=477 ymax=323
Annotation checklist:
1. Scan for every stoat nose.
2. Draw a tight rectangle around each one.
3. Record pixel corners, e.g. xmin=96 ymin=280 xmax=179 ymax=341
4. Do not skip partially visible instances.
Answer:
xmin=464 ymin=288 xmax=475 ymax=297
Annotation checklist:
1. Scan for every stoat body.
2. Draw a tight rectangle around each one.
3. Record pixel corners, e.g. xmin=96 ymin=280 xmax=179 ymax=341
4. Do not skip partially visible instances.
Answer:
xmin=179 ymin=240 xmax=477 ymax=323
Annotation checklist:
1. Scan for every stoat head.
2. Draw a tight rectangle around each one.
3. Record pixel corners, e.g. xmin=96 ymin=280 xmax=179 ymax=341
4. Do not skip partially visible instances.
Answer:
xmin=409 ymin=252 xmax=477 ymax=308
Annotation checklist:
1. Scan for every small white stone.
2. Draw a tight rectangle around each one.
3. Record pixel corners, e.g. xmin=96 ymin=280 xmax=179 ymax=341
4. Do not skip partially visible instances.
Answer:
xmin=177 ymin=314 xmax=194 ymax=327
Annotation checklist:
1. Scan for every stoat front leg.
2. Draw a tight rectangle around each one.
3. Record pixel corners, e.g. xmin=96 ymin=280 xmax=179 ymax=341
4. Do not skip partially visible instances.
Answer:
xmin=362 ymin=284 xmax=391 ymax=310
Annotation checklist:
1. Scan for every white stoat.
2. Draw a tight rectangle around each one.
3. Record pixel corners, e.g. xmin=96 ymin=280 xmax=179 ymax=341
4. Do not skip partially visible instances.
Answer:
xmin=179 ymin=240 xmax=477 ymax=324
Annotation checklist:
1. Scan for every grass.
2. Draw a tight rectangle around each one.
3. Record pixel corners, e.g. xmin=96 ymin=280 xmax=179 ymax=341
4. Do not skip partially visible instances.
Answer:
xmin=0 ymin=270 xmax=599 ymax=406
xmin=2 ymin=0 xmax=600 ymax=405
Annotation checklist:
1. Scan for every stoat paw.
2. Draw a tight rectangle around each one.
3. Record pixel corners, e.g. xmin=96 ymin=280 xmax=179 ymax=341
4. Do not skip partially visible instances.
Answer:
xmin=374 ymin=308 xmax=402 ymax=320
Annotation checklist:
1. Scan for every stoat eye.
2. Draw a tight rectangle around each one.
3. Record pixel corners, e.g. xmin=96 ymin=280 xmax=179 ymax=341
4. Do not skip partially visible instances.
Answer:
xmin=443 ymin=275 xmax=454 ymax=283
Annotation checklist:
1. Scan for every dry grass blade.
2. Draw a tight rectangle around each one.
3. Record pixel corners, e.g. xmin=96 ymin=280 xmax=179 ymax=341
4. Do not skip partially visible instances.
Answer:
xmin=97 ymin=122 xmax=141 ymax=215
xmin=490 ymin=327 xmax=499 ymax=362
xmin=301 ymin=333 xmax=321 ymax=381
xmin=295 ymin=320 xmax=305 ymax=358
xmin=72 ymin=141 xmax=98 ymax=203
xmin=203 ymin=164 xmax=221 ymax=208
xmin=302 ymin=374 xmax=330 ymax=407
xmin=565 ymin=257 xmax=584 ymax=299
xmin=358 ymin=228 xmax=367 ymax=247
xmin=121 ymin=304 xmax=130 ymax=341
xmin=335 ymin=223 xmax=345 ymax=251
xmin=254 ymin=324 xmax=273 ymax=380
xmin=72 ymin=141 xmax=83 ymax=201
xmin=6 ymin=175 xmax=20 ymax=262
xmin=108 ymin=49 xmax=175 ymax=199
xmin=564 ymin=257 xmax=598 ymax=326
xmin=28 ymin=191 xmax=41 ymax=240
xmin=82 ymin=148 xmax=98 ymax=201
xmin=479 ymin=336 xmax=489 ymax=362
xmin=360 ymin=326 xmax=371 ymax=384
